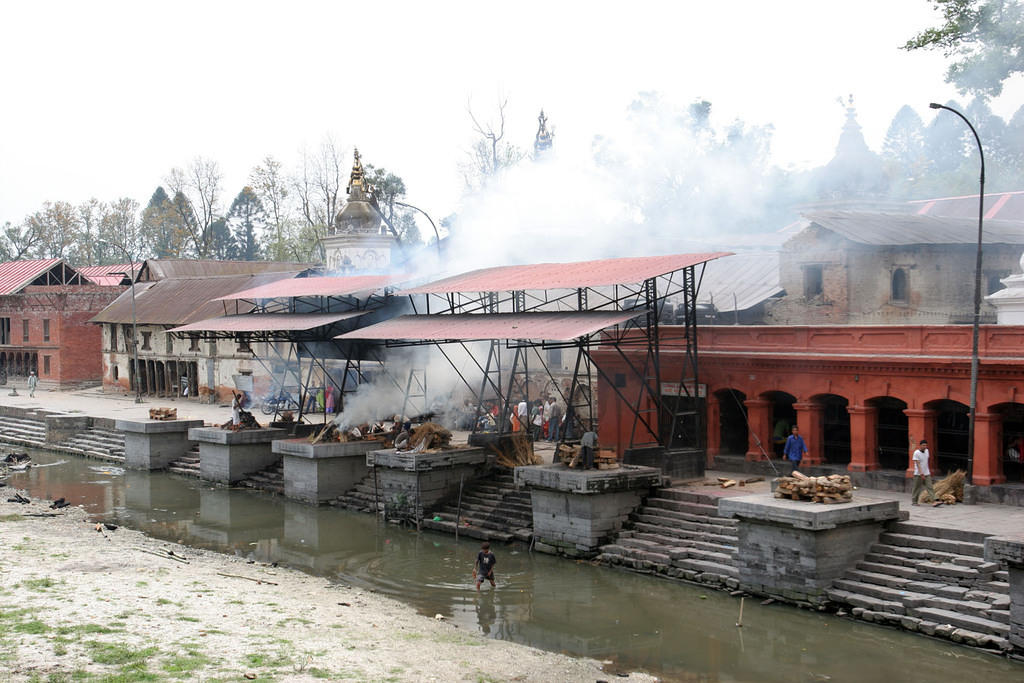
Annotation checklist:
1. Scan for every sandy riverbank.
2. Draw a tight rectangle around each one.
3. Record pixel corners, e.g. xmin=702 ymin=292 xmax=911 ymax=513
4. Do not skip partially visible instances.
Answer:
xmin=0 ymin=495 xmax=655 ymax=682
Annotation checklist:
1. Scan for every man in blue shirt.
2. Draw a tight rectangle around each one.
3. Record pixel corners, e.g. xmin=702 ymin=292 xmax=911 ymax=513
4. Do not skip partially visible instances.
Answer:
xmin=783 ymin=425 xmax=809 ymax=471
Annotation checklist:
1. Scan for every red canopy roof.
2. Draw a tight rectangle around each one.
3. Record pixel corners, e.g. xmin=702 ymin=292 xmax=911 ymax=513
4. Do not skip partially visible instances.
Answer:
xmin=399 ymin=253 xmax=730 ymax=294
xmin=0 ymin=258 xmax=63 ymax=295
xmin=170 ymin=312 xmax=366 ymax=333
xmin=335 ymin=311 xmax=639 ymax=342
xmin=216 ymin=274 xmax=407 ymax=301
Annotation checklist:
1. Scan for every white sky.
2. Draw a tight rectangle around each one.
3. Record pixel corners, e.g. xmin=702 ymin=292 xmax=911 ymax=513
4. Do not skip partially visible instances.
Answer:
xmin=1 ymin=0 xmax=1021 ymax=228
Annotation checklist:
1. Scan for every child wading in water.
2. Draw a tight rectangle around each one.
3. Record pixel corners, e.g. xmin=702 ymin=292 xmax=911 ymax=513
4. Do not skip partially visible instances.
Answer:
xmin=473 ymin=541 xmax=496 ymax=591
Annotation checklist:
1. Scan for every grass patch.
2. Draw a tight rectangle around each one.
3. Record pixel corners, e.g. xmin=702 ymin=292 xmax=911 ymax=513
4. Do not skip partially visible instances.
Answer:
xmin=155 ymin=598 xmax=174 ymax=606
xmin=56 ymin=623 xmax=120 ymax=636
xmin=0 ymin=514 xmax=24 ymax=522
xmin=226 ymin=599 xmax=244 ymax=605
xmin=13 ymin=619 xmax=49 ymax=634
xmin=161 ymin=646 xmax=211 ymax=677
xmin=176 ymin=615 xmax=199 ymax=623
xmin=244 ymin=649 xmax=293 ymax=668
xmin=135 ymin=581 xmax=148 ymax=588
xmin=85 ymin=640 xmax=158 ymax=666
xmin=275 ymin=616 xmax=312 ymax=627
xmin=20 ymin=577 xmax=57 ymax=592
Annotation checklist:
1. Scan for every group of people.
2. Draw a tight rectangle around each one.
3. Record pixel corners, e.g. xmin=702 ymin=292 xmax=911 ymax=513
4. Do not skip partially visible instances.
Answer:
xmin=518 ymin=397 xmax=564 ymax=442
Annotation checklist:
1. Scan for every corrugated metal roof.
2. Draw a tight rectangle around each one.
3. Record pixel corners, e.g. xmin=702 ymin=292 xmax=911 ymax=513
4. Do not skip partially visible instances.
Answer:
xmin=696 ymin=252 xmax=783 ymax=312
xmin=215 ymin=274 xmax=407 ymax=301
xmin=399 ymin=253 xmax=731 ymax=294
xmin=169 ymin=312 xmax=367 ymax=333
xmin=75 ymin=263 xmax=136 ymax=287
xmin=805 ymin=211 xmax=1024 ymax=245
xmin=139 ymin=259 xmax=312 ymax=281
xmin=0 ymin=258 xmax=64 ymax=295
xmin=91 ymin=271 xmax=301 ymax=325
xmin=336 ymin=311 xmax=640 ymax=342
xmin=909 ymin=191 xmax=1024 ymax=222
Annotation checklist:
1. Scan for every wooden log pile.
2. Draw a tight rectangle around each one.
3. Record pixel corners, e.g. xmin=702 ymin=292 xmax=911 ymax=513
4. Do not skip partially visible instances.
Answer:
xmin=220 ymin=409 xmax=261 ymax=431
xmin=493 ymin=432 xmax=542 ymax=468
xmin=556 ymin=445 xmax=618 ymax=469
xmin=408 ymin=422 xmax=452 ymax=450
xmin=148 ymin=407 xmax=177 ymax=421
xmin=774 ymin=471 xmax=853 ymax=504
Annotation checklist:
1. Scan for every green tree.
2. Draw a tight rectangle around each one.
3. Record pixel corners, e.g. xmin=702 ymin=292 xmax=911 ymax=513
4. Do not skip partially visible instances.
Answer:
xmin=0 ymin=220 xmax=43 ymax=261
xmin=27 ymin=201 xmax=82 ymax=260
xmin=882 ymin=105 xmax=928 ymax=197
xmin=97 ymin=198 xmax=143 ymax=264
xmin=364 ymin=164 xmax=421 ymax=243
xmin=207 ymin=217 xmax=235 ymax=260
xmin=225 ymin=187 xmax=265 ymax=261
xmin=905 ymin=0 xmax=1024 ymax=96
xmin=139 ymin=186 xmax=184 ymax=258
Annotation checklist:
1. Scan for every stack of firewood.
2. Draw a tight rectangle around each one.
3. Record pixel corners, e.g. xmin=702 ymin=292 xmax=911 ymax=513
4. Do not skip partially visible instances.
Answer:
xmin=220 ymin=410 xmax=261 ymax=431
xmin=774 ymin=471 xmax=853 ymax=504
xmin=148 ymin=407 xmax=177 ymax=420
xmin=556 ymin=445 xmax=618 ymax=469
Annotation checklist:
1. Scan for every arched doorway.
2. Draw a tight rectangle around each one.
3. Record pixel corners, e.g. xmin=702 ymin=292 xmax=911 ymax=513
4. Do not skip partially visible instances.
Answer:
xmin=814 ymin=394 xmax=850 ymax=465
xmin=993 ymin=402 xmax=1024 ymax=483
xmin=928 ymin=399 xmax=969 ymax=475
xmin=762 ymin=391 xmax=796 ymax=457
xmin=870 ymin=397 xmax=909 ymax=470
xmin=715 ymin=389 xmax=747 ymax=455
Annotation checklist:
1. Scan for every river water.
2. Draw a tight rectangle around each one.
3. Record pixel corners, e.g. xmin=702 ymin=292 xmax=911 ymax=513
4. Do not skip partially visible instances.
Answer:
xmin=7 ymin=449 xmax=1023 ymax=682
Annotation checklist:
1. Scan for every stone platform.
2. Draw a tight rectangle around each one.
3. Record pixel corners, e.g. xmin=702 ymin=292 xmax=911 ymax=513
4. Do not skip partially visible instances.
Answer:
xmin=985 ymin=535 xmax=1024 ymax=653
xmin=189 ymin=426 xmax=287 ymax=484
xmin=273 ymin=438 xmax=381 ymax=504
xmin=117 ymin=419 xmax=205 ymax=470
xmin=367 ymin=447 xmax=491 ymax=520
xmin=719 ymin=493 xmax=900 ymax=605
xmin=515 ymin=464 xmax=663 ymax=558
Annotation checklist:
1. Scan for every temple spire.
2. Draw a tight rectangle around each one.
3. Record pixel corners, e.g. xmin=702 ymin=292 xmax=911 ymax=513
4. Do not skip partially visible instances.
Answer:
xmin=534 ymin=109 xmax=553 ymax=155
xmin=347 ymin=147 xmax=368 ymax=199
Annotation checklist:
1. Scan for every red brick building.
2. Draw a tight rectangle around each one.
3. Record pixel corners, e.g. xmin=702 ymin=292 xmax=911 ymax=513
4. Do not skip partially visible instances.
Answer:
xmin=0 ymin=259 xmax=124 ymax=389
xmin=596 ymin=324 xmax=1024 ymax=491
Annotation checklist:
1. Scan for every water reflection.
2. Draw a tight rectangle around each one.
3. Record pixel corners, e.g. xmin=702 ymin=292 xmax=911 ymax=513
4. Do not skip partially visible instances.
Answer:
xmin=7 ymin=448 xmax=1024 ymax=682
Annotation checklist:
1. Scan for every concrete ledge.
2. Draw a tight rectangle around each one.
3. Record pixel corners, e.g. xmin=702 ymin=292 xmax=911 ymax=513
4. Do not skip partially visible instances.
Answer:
xmin=719 ymin=494 xmax=900 ymax=530
xmin=367 ymin=447 xmax=487 ymax=471
xmin=189 ymin=427 xmax=287 ymax=445
xmin=514 ymin=464 xmax=662 ymax=494
xmin=117 ymin=419 xmax=205 ymax=434
xmin=986 ymin=535 xmax=1024 ymax=566
xmin=273 ymin=438 xmax=382 ymax=459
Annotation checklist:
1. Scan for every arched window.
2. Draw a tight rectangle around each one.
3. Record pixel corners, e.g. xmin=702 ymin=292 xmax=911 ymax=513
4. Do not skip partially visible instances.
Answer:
xmin=891 ymin=268 xmax=908 ymax=303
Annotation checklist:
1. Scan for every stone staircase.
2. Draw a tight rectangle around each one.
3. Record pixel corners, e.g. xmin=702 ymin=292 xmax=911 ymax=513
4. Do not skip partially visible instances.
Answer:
xmin=332 ymin=473 xmax=383 ymax=514
xmin=827 ymin=521 xmax=1012 ymax=652
xmin=0 ymin=415 xmax=47 ymax=449
xmin=420 ymin=469 xmax=533 ymax=543
xmin=167 ymin=444 xmax=201 ymax=477
xmin=595 ymin=488 xmax=740 ymax=590
xmin=54 ymin=427 xmax=125 ymax=463
xmin=238 ymin=458 xmax=284 ymax=495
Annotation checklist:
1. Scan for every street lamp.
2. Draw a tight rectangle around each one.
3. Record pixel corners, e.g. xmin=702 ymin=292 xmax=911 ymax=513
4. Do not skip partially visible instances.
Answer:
xmin=394 ymin=201 xmax=443 ymax=258
xmin=99 ymin=241 xmax=143 ymax=404
xmin=930 ymin=102 xmax=985 ymax=485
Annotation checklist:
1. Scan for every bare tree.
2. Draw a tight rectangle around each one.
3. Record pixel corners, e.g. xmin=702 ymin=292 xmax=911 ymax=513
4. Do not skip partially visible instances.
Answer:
xmin=250 ymin=155 xmax=295 ymax=261
xmin=462 ymin=97 xmax=525 ymax=190
xmin=98 ymin=198 xmax=142 ymax=263
xmin=26 ymin=201 xmax=82 ymax=260
xmin=77 ymin=198 xmax=105 ymax=265
xmin=293 ymin=138 xmax=345 ymax=261
xmin=0 ymin=220 xmax=43 ymax=261
xmin=166 ymin=157 xmax=223 ymax=258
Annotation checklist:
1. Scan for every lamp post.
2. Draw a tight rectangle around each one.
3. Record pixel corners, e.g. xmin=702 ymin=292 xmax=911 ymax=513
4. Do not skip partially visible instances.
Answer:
xmin=929 ymin=102 xmax=985 ymax=485
xmin=394 ymin=201 xmax=443 ymax=258
xmin=100 ymin=241 xmax=143 ymax=404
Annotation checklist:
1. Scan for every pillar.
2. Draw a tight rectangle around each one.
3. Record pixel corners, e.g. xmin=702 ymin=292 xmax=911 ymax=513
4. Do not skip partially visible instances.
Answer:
xmin=973 ymin=412 xmax=1005 ymax=486
xmin=744 ymin=398 xmax=772 ymax=461
xmin=903 ymin=408 xmax=937 ymax=478
xmin=794 ymin=402 xmax=825 ymax=465
xmin=847 ymin=405 xmax=879 ymax=472
xmin=706 ymin=398 xmax=722 ymax=465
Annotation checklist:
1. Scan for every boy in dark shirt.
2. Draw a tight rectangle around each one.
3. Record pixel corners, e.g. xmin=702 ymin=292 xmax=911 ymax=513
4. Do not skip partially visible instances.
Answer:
xmin=473 ymin=541 xmax=496 ymax=591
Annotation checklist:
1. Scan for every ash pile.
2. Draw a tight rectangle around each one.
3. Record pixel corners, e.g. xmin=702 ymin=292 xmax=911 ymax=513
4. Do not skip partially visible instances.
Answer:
xmin=220 ymin=409 xmax=262 ymax=431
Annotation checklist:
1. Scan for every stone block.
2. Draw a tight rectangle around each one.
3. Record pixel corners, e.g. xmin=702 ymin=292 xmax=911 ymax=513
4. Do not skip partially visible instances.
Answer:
xmin=118 ymin=419 xmax=204 ymax=470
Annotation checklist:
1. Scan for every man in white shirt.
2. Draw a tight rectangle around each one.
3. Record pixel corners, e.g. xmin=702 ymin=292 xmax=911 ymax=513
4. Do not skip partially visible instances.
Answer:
xmin=911 ymin=439 xmax=935 ymax=505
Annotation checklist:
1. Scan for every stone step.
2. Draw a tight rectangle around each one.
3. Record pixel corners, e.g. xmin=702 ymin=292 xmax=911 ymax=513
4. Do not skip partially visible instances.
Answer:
xmin=645 ymin=498 xmax=719 ymax=517
xmin=441 ymin=500 xmax=532 ymax=517
xmin=831 ymin=578 xmax=927 ymax=609
xmin=167 ymin=466 xmax=200 ymax=477
xmin=909 ymin=607 xmax=1009 ymax=637
xmin=420 ymin=518 xmax=513 ymax=543
xmin=878 ymin=532 xmax=985 ymax=558
xmin=600 ymin=544 xmax=671 ymax=568
xmin=857 ymin=559 xmax=921 ymax=580
xmin=918 ymin=595 xmax=1007 ymax=622
xmin=631 ymin=521 xmax=737 ymax=547
xmin=652 ymin=488 xmax=721 ymax=506
xmin=903 ymin=581 xmax=973 ymax=601
xmin=671 ymin=557 xmax=738 ymax=579
xmin=888 ymin=521 xmax=991 ymax=545
xmin=432 ymin=511 xmax=532 ymax=533
xmin=632 ymin=513 xmax=738 ymax=538
xmin=915 ymin=560 xmax=998 ymax=584
xmin=979 ymin=581 xmax=1010 ymax=596
xmin=635 ymin=506 xmax=738 ymax=527
xmin=826 ymin=588 xmax=905 ymax=615
xmin=869 ymin=542 xmax=967 ymax=567
xmin=630 ymin=530 xmax=736 ymax=556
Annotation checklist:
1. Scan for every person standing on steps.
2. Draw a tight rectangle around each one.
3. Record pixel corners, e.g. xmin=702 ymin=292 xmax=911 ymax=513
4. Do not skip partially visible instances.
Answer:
xmin=911 ymin=439 xmax=936 ymax=505
xmin=27 ymin=371 xmax=38 ymax=398
xmin=783 ymin=425 xmax=808 ymax=472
